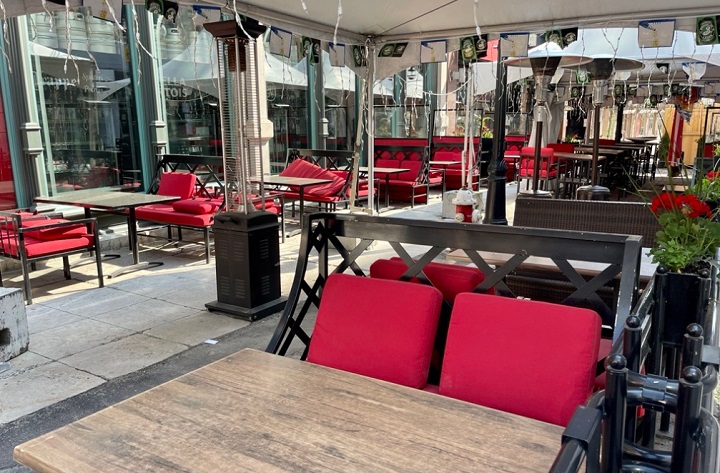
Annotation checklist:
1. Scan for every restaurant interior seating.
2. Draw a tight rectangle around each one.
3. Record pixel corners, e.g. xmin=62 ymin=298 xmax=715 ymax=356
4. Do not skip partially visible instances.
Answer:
xmin=373 ymin=143 xmax=443 ymax=207
xmin=306 ymin=273 xmax=443 ymax=389
xmin=438 ymin=293 xmax=601 ymax=426
xmin=279 ymin=149 xmax=375 ymax=213
xmin=0 ymin=210 xmax=103 ymax=304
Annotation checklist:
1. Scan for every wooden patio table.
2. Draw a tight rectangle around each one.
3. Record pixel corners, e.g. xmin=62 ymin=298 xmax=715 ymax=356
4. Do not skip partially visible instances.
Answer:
xmin=15 ymin=348 xmax=563 ymax=473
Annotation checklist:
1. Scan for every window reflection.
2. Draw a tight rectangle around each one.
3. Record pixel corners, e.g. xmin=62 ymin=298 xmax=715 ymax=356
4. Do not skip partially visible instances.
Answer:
xmin=29 ymin=8 xmax=139 ymax=195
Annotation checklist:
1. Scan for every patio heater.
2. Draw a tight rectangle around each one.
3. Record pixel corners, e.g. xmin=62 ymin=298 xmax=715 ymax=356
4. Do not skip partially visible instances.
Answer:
xmin=204 ymin=18 xmax=286 ymax=321
xmin=575 ymin=57 xmax=642 ymax=200
xmin=506 ymin=48 xmax=590 ymax=198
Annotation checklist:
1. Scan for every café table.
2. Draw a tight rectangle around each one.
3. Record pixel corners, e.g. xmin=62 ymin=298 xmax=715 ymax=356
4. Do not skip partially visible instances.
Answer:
xmin=14 ymin=348 xmax=563 ymax=472
xmin=251 ymin=175 xmax=333 ymax=220
xmin=553 ymin=152 xmax=606 ymax=198
xmin=359 ymin=166 xmax=410 ymax=209
xmin=34 ymin=191 xmax=179 ymax=276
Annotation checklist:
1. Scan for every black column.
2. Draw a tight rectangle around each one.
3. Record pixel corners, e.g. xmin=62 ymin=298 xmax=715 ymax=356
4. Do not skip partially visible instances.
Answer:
xmin=483 ymin=48 xmax=508 ymax=225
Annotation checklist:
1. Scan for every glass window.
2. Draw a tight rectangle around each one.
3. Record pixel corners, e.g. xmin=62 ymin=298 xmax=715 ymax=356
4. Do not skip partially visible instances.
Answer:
xmin=28 ymin=8 xmax=140 ymax=195
xmin=156 ymin=10 xmax=222 ymax=156
xmin=374 ymin=66 xmax=430 ymax=139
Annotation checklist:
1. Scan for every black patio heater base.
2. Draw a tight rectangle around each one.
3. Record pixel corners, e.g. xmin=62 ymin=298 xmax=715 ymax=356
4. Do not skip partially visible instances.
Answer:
xmin=518 ymin=189 xmax=552 ymax=198
xmin=576 ymin=185 xmax=611 ymax=200
xmin=205 ymin=211 xmax=287 ymax=322
xmin=205 ymin=297 xmax=287 ymax=321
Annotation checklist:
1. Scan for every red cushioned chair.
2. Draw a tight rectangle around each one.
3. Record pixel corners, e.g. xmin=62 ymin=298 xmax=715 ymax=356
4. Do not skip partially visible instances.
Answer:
xmin=307 ymin=273 xmax=443 ymax=389
xmin=438 ymin=293 xmax=601 ymax=426
xmin=518 ymin=146 xmax=559 ymax=194
xmin=0 ymin=211 xmax=103 ymax=304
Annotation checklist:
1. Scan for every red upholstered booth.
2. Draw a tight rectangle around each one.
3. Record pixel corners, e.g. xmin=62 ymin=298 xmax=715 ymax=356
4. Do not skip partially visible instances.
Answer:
xmin=307 ymin=273 xmax=443 ymax=389
xmin=438 ymin=293 xmax=601 ymax=426
xmin=374 ymin=139 xmax=442 ymax=207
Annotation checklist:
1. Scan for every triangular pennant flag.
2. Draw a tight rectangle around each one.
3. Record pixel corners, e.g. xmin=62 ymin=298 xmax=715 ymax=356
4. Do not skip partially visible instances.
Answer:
xmin=329 ymin=43 xmax=345 ymax=66
xmin=500 ymin=33 xmax=528 ymax=57
xmin=83 ymin=0 xmax=123 ymax=21
xmin=420 ymin=40 xmax=446 ymax=64
xmin=268 ymin=27 xmax=292 ymax=58
xmin=638 ymin=19 xmax=675 ymax=47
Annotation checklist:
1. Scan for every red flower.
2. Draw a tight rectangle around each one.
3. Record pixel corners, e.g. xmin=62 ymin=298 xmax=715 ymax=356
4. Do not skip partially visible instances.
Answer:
xmin=650 ymin=193 xmax=678 ymax=215
xmin=707 ymin=171 xmax=720 ymax=181
xmin=677 ymin=194 xmax=711 ymax=218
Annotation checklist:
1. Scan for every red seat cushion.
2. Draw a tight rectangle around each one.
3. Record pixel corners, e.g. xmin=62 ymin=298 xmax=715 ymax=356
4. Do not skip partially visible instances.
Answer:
xmin=279 ymin=159 xmax=346 ymax=197
xmin=307 ymin=273 xmax=443 ymax=389
xmin=22 ymin=218 xmax=88 ymax=241
xmin=0 ymin=234 xmax=93 ymax=258
xmin=172 ymin=199 xmax=218 ymax=215
xmin=136 ymin=204 xmax=215 ymax=227
xmin=158 ymin=172 xmax=196 ymax=200
xmin=439 ymin=293 xmax=601 ymax=426
xmin=369 ymin=258 xmax=490 ymax=302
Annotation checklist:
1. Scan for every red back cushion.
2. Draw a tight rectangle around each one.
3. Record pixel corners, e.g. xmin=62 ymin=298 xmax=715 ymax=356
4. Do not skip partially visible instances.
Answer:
xmin=548 ymin=143 xmax=575 ymax=153
xmin=307 ymin=273 xmax=443 ymax=388
xmin=280 ymin=159 xmax=345 ymax=196
xmin=369 ymin=258 xmax=490 ymax=301
xmin=439 ymin=293 xmax=601 ymax=426
xmin=433 ymin=151 xmax=462 ymax=161
xmin=395 ymin=160 xmax=422 ymax=181
xmin=158 ymin=172 xmax=196 ymax=199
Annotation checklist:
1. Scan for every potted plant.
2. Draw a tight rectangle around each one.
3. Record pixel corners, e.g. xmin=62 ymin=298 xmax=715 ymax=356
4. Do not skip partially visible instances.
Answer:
xmin=648 ymin=189 xmax=720 ymax=345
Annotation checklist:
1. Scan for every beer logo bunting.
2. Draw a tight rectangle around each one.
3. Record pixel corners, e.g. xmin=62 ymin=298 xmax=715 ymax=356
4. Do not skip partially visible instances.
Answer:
xmin=637 ymin=19 xmax=675 ymax=47
xmin=378 ymin=43 xmax=408 ymax=58
xmin=459 ymin=34 xmax=488 ymax=64
xmin=301 ymin=37 xmax=321 ymax=64
xmin=696 ymin=16 xmax=720 ymax=45
xmin=352 ymin=45 xmax=367 ymax=67
xmin=544 ymin=28 xmax=578 ymax=48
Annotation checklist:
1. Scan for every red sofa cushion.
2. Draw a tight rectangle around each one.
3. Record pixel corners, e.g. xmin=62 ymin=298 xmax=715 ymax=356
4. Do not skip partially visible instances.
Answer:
xmin=280 ymin=159 xmax=345 ymax=197
xmin=439 ymin=293 xmax=601 ymax=426
xmin=369 ymin=258 xmax=490 ymax=302
xmin=136 ymin=204 xmax=215 ymax=227
xmin=307 ymin=273 xmax=443 ymax=389
xmin=548 ymin=143 xmax=575 ymax=153
xmin=0 ymin=234 xmax=93 ymax=258
xmin=158 ymin=172 xmax=196 ymax=200
xmin=172 ymin=199 xmax=218 ymax=215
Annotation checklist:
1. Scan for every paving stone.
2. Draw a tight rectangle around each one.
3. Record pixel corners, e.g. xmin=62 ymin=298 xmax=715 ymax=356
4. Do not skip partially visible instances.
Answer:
xmin=25 ymin=305 xmax=84 ymax=335
xmin=144 ymin=311 xmax=249 ymax=346
xmin=0 ymin=362 xmax=103 ymax=424
xmin=39 ymin=287 xmax=151 ymax=316
xmin=88 ymin=298 xmax=199 ymax=332
xmin=62 ymin=334 xmax=187 ymax=379
xmin=30 ymin=319 xmax=133 ymax=360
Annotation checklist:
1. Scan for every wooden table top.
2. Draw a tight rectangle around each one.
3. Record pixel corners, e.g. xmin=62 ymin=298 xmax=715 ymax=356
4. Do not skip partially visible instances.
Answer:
xmin=14 ymin=349 xmax=563 ymax=473
xmin=253 ymin=175 xmax=334 ymax=187
xmin=573 ymin=146 xmax=626 ymax=156
xmin=359 ymin=166 xmax=409 ymax=174
xmin=34 ymin=191 xmax=178 ymax=211
xmin=429 ymin=160 xmax=462 ymax=166
xmin=553 ymin=152 xmax=606 ymax=162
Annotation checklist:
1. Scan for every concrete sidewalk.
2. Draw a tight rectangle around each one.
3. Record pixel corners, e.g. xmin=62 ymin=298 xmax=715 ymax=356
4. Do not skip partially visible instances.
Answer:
xmin=0 ymin=185 xmax=514 ymax=471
